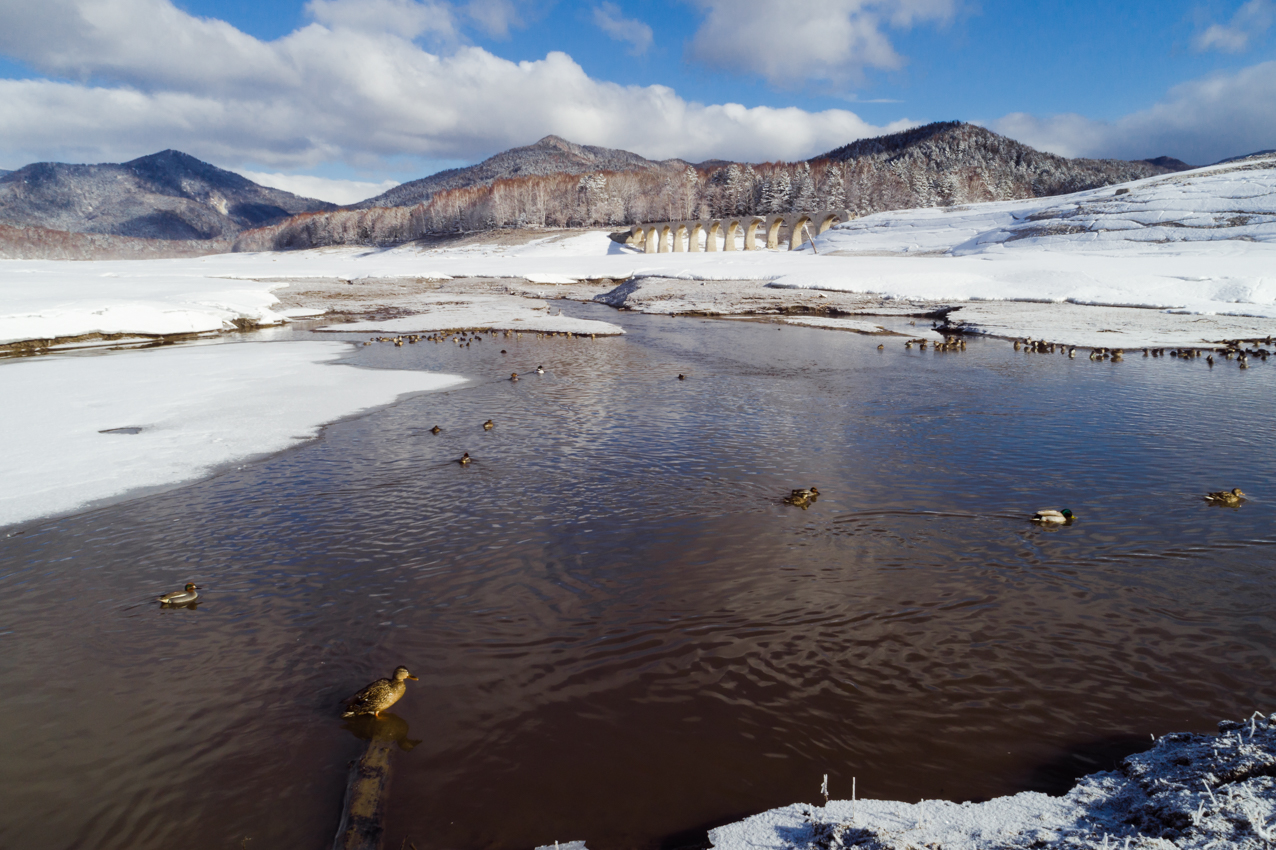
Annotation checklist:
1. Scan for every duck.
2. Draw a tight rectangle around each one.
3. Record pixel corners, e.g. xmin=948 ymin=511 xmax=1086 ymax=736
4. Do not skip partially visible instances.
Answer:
xmin=678 ymin=374 xmax=686 ymax=380
xmin=430 ymin=425 xmax=442 ymax=434
xmin=457 ymin=452 xmax=472 ymax=466
xmin=1204 ymin=488 xmax=1245 ymax=506
xmin=535 ymin=365 xmax=545 ymax=374
xmin=341 ymin=666 xmax=418 ymax=718
xmin=1032 ymin=509 xmax=1074 ymax=524
xmin=783 ymin=487 xmax=820 ymax=508
xmin=877 ymin=344 xmax=884 ymax=351
xmin=157 ymin=583 xmax=201 ymax=604
xmin=483 ymin=419 xmax=494 ymax=430
xmin=510 ymin=372 xmax=519 ymax=381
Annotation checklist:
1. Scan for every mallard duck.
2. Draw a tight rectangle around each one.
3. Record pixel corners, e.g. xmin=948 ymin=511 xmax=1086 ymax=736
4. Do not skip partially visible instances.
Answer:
xmin=457 ymin=452 xmax=472 ymax=466
xmin=341 ymin=666 xmax=418 ymax=718
xmin=1204 ymin=488 xmax=1245 ymax=506
xmin=678 ymin=374 xmax=686 ymax=380
xmin=430 ymin=425 xmax=442 ymax=434
xmin=157 ymin=583 xmax=200 ymax=604
xmin=1032 ymin=509 xmax=1074 ymax=524
xmin=510 ymin=372 xmax=519 ymax=381
xmin=877 ymin=344 xmax=884 ymax=351
xmin=783 ymin=487 xmax=820 ymax=508
xmin=483 ymin=419 xmax=494 ymax=430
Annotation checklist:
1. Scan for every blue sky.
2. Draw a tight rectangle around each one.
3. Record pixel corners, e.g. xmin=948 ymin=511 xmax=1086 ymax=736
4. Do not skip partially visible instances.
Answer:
xmin=0 ymin=0 xmax=1273 ymax=202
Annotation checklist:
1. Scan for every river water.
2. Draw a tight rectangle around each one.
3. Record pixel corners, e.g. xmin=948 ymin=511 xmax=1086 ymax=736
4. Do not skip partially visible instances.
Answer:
xmin=1 ymin=303 xmax=1274 ymax=850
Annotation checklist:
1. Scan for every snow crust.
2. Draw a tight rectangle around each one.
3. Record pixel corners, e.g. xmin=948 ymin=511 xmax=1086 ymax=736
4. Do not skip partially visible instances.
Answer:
xmin=710 ymin=714 xmax=1276 ymax=850
xmin=0 ymin=342 xmax=464 ymax=529
xmin=317 ymin=293 xmax=623 ymax=336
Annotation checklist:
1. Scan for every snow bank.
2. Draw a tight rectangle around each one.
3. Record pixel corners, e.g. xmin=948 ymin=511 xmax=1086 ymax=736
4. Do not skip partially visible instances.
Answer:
xmin=711 ymin=713 xmax=1276 ymax=850
xmin=0 ymin=266 xmax=294 ymax=346
xmin=317 ymin=293 xmax=623 ymax=335
xmin=0 ymin=342 xmax=464 ymax=528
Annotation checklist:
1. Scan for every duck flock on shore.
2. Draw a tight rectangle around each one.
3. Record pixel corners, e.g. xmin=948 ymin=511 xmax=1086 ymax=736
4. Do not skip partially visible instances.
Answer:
xmin=1004 ymin=335 xmax=1273 ymax=367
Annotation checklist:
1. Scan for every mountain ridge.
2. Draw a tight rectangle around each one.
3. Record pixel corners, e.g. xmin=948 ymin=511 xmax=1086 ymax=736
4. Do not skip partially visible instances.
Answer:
xmin=352 ymin=135 xmax=687 ymax=210
xmin=0 ymin=150 xmax=334 ymax=241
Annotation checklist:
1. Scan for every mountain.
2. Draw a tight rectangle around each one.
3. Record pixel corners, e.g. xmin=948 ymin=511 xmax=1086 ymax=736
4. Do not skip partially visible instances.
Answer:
xmin=815 ymin=122 xmax=1177 ymax=203
xmin=0 ymin=150 xmax=335 ymax=241
xmin=352 ymin=135 xmax=684 ymax=209
xmin=1141 ymin=156 xmax=1193 ymax=171
xmin=237 ymin=123 xmax=1186 ymax=251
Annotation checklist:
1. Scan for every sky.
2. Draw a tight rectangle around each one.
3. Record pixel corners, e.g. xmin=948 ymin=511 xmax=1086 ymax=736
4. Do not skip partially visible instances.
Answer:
xmin=0 ymin=0 xmax=1273 ymax=203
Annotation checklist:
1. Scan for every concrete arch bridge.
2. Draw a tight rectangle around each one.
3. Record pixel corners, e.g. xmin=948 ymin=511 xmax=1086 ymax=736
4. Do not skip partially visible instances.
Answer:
xmin=626 ymin=210 xmax=853 ymax=254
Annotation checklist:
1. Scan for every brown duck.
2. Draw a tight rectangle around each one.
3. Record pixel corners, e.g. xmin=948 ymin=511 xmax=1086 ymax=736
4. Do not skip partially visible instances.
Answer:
xmin=341 ymin=666 xmax=418 ymax=718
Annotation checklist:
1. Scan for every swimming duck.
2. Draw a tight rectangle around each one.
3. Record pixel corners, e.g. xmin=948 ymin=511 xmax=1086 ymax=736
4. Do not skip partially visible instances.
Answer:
xmin=341 ymin=666 xmax=418 ymax=718
xmin=678 ymin=374 xmax=686 ymax=380
xmin=510 ymin=372 xmax=519 ymax=381
xmin=457 ymin=452 xmax=472 ymax=466
xmin=1204 ymin=488 xmax=1245 ymax=506
xmin=1032 ymin=509 xmax=1074 ymax=524
xmin=877 ymin=344 xmax=884 ymax=351
xmin=783 ymin=487 xmax=820 ymax=508
xmin=483 ymin=419 xmax=494 ymax=430
xmin=430 ymin=425 xmax=442 ymax=434
xmin=157 ymin=583 xmax=201 ymax=604
xmin=535 ymin=365 xmax=545 ymax=374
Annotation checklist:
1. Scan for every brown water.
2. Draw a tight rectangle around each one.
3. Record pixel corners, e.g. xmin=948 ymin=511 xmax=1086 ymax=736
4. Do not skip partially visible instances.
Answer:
xmin=1 ymin=305 xmax=1274 ymax=850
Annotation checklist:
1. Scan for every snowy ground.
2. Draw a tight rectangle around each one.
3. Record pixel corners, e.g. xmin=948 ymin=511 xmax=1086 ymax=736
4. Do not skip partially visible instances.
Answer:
xmin=3 ymin=154 xmax=1274 ymax=350
xmin=709 ymin=713 xmax=1276 ymax=850
xmin=0 ymin=342 xmax=464 ymax=529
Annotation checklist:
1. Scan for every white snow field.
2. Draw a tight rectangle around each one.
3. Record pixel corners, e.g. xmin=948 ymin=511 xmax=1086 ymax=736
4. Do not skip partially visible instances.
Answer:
xmin=710 ymin=714 xmax=1276 ymax=850
xmin=1 ymin=153 xmax=1274 ymax=349
xmin=0 ymin=342 xmax=464 ymax=528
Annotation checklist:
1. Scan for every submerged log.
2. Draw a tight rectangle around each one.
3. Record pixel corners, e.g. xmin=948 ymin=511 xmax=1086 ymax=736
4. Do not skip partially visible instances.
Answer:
xmin=333 ymin=736 xmax=394 ymax=850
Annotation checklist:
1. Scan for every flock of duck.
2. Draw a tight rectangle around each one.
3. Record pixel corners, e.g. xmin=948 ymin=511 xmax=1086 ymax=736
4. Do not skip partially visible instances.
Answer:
xmin=152 ymin=322 xmax=1259 ymax=721
xmin=1004 ymin=335 xmax=1273 ymax=367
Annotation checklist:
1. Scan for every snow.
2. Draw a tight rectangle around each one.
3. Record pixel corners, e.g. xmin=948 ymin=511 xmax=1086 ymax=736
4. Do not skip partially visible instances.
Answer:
xmin=317 ymin=293 xmax=623 ymax=336
xmin=0 ymin=342 xmax=464 ymax=529
xmin=710 ymin=713 xmax=1276 ymax=850
xmin=3 ymin=157 xmax=1274 ymax=349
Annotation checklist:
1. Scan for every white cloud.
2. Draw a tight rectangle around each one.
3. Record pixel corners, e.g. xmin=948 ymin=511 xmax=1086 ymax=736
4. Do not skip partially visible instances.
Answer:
xmin=592 ymin=2 xmax=653 ymax=56
xmin=305 ymin=0 xmax=459 ymax=40
xmin=0 ymin=0 xmax=913 ymax=171
xmin=686 ymin=0 xmax=956 ymax=86
xmin=992 ymin=61 xmax=1276 ymax=165
xmin=462 ymin=0 xmax=527 ymax=38
xmin=1194 ymin=0 xmax=1274 ymax=53
xmin=234 ymin=170 xmax=401 ymax=205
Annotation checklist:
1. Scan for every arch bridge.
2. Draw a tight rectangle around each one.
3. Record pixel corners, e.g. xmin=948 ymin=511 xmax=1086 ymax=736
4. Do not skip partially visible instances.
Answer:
xmin=626 ymin=210 xmax=853 ymax=254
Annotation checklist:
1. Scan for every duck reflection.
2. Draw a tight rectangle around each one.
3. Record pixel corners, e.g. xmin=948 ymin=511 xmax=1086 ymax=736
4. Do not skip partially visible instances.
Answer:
xmin=341 ymin=712 xmax=421 ymax=752
xmin=158 ymin=600 xmax=200 ymax=610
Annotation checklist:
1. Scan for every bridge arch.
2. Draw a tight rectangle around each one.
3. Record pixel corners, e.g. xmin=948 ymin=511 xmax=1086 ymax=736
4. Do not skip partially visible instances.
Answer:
xmin=705 ymin=221 xmax=719 ymax=252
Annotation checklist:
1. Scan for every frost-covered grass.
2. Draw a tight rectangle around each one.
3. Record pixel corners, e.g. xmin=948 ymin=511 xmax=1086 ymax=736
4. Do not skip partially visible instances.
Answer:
xmin=709 ymin=713 xmax=1276 ymax=850
xmin=0 ymin=342 xmax=464 ymax=528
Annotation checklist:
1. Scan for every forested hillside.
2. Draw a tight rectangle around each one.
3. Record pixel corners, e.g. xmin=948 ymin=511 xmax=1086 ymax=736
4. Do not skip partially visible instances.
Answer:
xmin=235 ymin=123 xmax=1181 ymax=251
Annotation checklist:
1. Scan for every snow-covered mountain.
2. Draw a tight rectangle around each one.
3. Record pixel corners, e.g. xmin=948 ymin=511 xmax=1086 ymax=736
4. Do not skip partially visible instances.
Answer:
xmin=352 ymin=135 xmax=686 ymax=209
xmin=0 ymin=150 xmax=334 ymax=242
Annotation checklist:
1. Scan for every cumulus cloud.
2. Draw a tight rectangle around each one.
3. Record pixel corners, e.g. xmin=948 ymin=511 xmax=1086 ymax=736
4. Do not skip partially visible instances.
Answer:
xmin=592 ymin=2 xmax=653 ymax=56
xmin=686 ymin=0 xmax=957 ymax=86
xmin=992 ymin=61 xmax=1276 ymax=165
xmin=0 ymin=0 xmax=912 ymax=171
xmin=1193 ymin=0 xmax=1274 ymax=53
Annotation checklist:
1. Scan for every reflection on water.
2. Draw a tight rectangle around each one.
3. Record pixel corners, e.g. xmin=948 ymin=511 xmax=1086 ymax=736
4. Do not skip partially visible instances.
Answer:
xmin=1 ymin=304 xmax=1275 ymax=850
xmin=343 ymin=713 xmax=422 ymax=752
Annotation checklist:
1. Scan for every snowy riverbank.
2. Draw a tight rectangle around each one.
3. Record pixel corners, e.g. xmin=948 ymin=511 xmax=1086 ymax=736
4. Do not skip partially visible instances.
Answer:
xmin=0 ymin=342 xmax=465 ymax=528
xmin=708 ymin=713 xmax=1276 ymax=850
xmin=2 ymin=152 xmax=1275 ymax=352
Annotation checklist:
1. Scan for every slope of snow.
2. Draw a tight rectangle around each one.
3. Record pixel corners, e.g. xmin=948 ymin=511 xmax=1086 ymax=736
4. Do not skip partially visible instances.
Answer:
xmin=0 ymin=342 xmax=464 ymax=529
